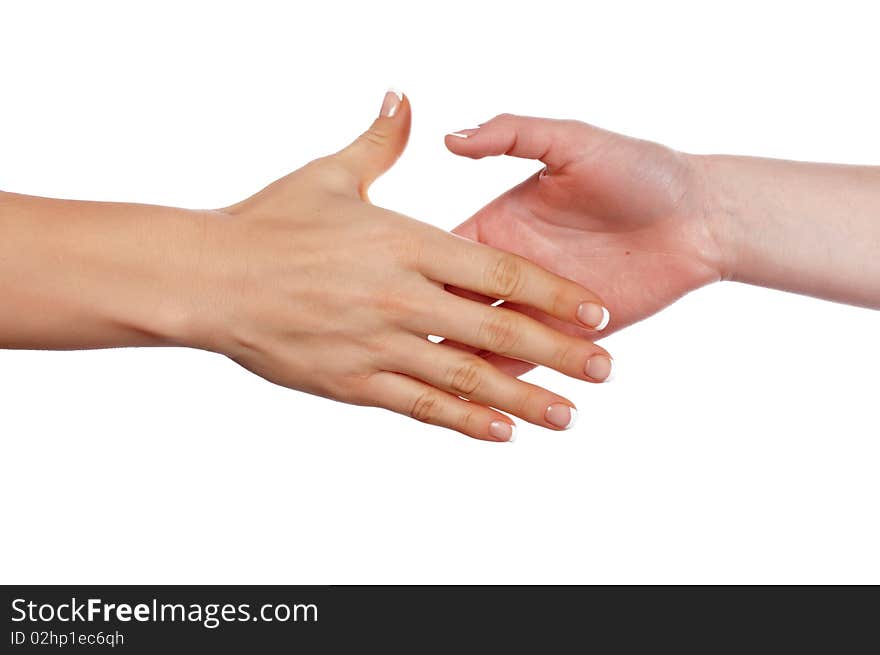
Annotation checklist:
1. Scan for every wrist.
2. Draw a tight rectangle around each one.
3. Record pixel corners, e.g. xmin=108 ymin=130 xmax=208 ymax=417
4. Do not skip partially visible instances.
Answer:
xmin=135 ymin=207 xmax=230 ymax=352
xmin=689 ymin=153 xmax=745 ymax=282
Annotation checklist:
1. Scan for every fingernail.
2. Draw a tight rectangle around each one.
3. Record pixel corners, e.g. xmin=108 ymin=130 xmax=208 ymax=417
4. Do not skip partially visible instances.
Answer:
xmin=380 ymin=89 xmax=403 ymax=118
xmin=489 ymin=420 xmax=516 ymax=442
xmin=585 ymin=355 xmax=613 ymax=382
xmin=577 ymin=302 xmax=610 ymax=330
xmin=448 ymin=128 xmax=480 ymax=139
xmin=545 ymin=404 xmax=577 ymax=430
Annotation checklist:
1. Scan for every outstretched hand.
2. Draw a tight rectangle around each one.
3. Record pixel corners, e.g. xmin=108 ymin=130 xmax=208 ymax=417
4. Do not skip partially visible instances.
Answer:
xmin=447 ymin=115 xmax=725 ymax=375
xmin=207 ymin=99 xmax=616 ymax=440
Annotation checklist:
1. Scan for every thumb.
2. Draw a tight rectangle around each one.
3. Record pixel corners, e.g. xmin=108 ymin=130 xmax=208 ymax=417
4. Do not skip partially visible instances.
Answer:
xmin=444 ymin=113 xmax=597 ymax=173
xmin=334 ymin=90 xmax=411 ymax=198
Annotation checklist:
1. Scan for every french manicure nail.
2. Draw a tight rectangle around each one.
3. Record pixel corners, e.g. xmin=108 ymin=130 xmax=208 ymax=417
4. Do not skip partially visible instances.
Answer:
xmin=577 ymin=302 xmax=610 ymax=330
xmin=448 ymin=128 xmax=480 ymax=139
xmin=380 ymin=89 xmax=403 ymax=118
xmin=545 ymin=404 xmax=577 ymax=430
xmin=489 ymin=420 xmax=515 ymax=442
xmin=585 ymin=355 xmax=613 ymax=382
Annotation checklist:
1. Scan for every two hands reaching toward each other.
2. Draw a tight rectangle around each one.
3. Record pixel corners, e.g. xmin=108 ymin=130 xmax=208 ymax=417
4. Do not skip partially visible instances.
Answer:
xmin=2 ymin=91 xmax=879 ymax=442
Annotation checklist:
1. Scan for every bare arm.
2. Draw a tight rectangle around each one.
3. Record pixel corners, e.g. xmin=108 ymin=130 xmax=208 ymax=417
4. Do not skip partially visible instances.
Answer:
xmin=0 ymin=192 xmax=210 ymax=349
xmin=447 ymin=114 xmax=880 ymax=378
xmin=702 ymin=156 xmax=880 ymax=308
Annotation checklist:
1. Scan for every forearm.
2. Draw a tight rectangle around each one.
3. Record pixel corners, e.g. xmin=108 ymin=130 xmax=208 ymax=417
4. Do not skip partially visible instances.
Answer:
xmin=0 ymin=191 xmax=210 ymax=349
xmin=702 ymin=155 xmax=880 ymax=308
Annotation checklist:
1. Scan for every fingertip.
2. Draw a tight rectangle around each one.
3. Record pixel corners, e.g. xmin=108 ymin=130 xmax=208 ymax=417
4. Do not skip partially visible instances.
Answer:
xmin=447 ymin=128 xmax=480 ymax=139
xmin=596 ymin=306 xmax=611 ymax=331
xmin=334 ymin=89 xmax=412 ymax=194
xmin=444 ymin=129 xmax=482 ymax=156
xmin=576 ymin=302 xmax=611 ymax=331
xmin=488 ymin=419 xmax=516 ymax=443
xmin=545 ymin=403 xmax=578 ymax=430
xmin=584 ymin=354 xmax=614 ymax=383
xmin=379 ymin=89 xmax=411 ymax=118
xmin=446 ymin=114 xmax=583 ymax=169
xmin=379 ymin=90 xmax=400 ymax=118
xmin=397 ymin=92 xmax=413 ymax=124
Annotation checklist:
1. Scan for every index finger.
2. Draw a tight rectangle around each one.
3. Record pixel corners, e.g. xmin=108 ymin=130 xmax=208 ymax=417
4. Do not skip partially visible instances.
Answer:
xmin=444 ymin=114 xmax=598 ymax=173
xmin=418 ymin=233 xmax=611 ymax=332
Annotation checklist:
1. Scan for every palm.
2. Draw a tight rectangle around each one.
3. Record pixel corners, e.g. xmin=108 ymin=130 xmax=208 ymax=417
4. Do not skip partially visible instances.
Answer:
xmin=453 ymin=130 xmax=722 ymax=341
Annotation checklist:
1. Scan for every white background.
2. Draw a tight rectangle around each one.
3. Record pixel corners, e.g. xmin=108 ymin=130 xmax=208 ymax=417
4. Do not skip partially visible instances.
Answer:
xmin=1 ymin=0 xmax=878 ymax=584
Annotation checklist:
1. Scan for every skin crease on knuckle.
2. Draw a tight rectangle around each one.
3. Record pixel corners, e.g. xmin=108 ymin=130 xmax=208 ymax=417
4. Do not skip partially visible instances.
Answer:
xmin=514 ymin=386 xmax=546 ymax=422
xmin=553 ymin=341 xmax=581 ymax=376
xmin=550 ymin=286 xmax=571 ymax=320
xmin=485 ymin=254 xmax=524 ymax=299
xmin=448 ymin=359 xmax=483 ymax=397
xmin=361 ymin=128 xmax=389 ymax=149
xmin=478 ymin=311 xmax=520 ymax=355
xmin=410 ymin=390 xmax=440 ymax=424
xmin=457 ymin=409 xmax=479 ymax=436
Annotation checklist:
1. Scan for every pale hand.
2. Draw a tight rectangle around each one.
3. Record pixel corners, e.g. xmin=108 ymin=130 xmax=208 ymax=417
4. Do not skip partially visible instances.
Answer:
xmin=447 ymin=115 xmax=725 ymax=374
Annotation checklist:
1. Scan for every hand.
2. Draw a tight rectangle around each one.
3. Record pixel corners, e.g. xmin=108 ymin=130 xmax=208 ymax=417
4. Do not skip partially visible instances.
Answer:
xmin=446 ymin=115 xmax=725 ymax=375
xmin=195 ymin=96 xmax=615 ymax=441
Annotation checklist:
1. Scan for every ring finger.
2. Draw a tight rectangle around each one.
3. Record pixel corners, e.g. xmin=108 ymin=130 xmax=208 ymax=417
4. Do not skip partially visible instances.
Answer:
xmin=394 ymin=337 xmax=579 ymax=430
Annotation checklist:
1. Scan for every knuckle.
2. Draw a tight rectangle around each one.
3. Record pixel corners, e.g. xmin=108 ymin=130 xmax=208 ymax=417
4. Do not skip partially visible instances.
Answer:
xmin=478 ymin=312 xmax=520 ymax=354
xmin=340 ymin=384 xmax=372 ymax=407
xmin=554 ymin=340 xmax=579 ymax=372
xmin=361 ymin=128 xmax=389 ymax=148
xmin=308 ymin=156 xmax=358 ymax=192
xmin=550 ymin=286 xmax=570 ymax=317
xmin=364 ymin=334 xmax=395 ymax=362
xmin=457 ymin=409 xmax=478 ymax=435
xmin=485 ymin=254 xmax=524 ymax=299
xmin=448 ymin=360 xmax=483 ymax=397
xmin=306 ymin=154 xmax=338 ymax=172
xmin=372 ymin=291 xmax=410 ymax=322
xmin=410 ymin=391 xmax=440 ymax=424
xmin=514 ymin=387 xmax=543 ymax=418
xmin=491 ymin=112 xmax=516 ymax=124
